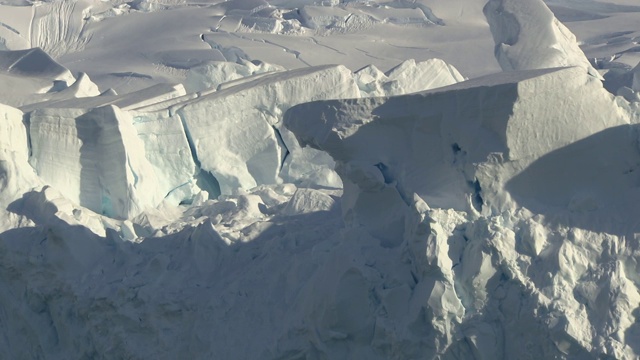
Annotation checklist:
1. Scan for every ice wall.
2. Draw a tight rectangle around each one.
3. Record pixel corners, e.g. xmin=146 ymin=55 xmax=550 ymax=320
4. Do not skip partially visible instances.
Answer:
xmin=484 ymin=0 xmax=601 ymax=78
xmin=175 ymin=64 xmax=360 ymax=194
xmin=355 ymin=59 xmax=465 ymax=97
xmin=0 ymin=103 xmax=39 ymax=206
xmin=283 ymin=66 xmax=639 ymax=359
xmin=285 ymin=66 xmax=628 ymax=215
xmin=29 ymin=106 xmax=163 ymax=219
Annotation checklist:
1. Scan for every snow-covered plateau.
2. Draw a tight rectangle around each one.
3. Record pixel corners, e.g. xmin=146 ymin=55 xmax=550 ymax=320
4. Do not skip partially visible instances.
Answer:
xmin=1 ymin=0 xmax=640 ymax=358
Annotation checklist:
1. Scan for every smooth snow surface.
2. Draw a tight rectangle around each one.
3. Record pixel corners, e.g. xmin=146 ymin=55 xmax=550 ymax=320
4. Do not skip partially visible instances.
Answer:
xmin=1 ymin=0 xmax=640 ymax=359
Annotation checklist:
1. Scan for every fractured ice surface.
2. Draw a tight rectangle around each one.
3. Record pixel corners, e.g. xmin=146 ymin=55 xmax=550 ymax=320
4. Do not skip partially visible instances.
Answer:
xmin=1 ymin=0 xmax=640 ymax=358
xmin=285 ymin=66 xmax=628 ymax=213
xmin=29 ymin=106 xmax=163 ymax=219
xmin=0 ymin=103 xmax=39 ymax=208
xmin=484 ymin=0 xmax=602 ymax=78
xmin=355 ymin=58 xmax=464 ymax=97
xmin=283 ymin=65 xmax=640 ymax=358
xmin=175 ymin=64 xmax=360 ymax=194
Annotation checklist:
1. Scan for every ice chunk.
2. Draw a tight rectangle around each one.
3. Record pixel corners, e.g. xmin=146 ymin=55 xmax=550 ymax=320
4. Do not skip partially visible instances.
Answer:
xmin=484 ymin=0 xmax=601 ymax=78
xmin=131 ymin=109 xmax=198 ymax=205
xmin=175 ymin=64 xmax=359 ymax=194
xmin=0 ymin=103 xmax=39 ymax=207
xmin=298 ymin=6 xmax=374 ymax=31
xmin=285 ymin=67 xmax=628 ymax=212
xmin=383 ymin=58 xmax=465 ymax=95
xmin=281 ymin=188 xmax=335 ymax=215
xmin=29 ymin=105 xmax=164 ymax=219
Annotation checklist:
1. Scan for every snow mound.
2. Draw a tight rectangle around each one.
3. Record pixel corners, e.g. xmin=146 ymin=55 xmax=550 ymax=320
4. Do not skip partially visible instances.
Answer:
xmin=0 ymin=48 xmax=74 ymax=84
xmin=22 ymin=83 xmax=186 ymax=112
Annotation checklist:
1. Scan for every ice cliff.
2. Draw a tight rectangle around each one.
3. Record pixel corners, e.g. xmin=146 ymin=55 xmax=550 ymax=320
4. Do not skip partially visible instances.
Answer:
xmin=1 ymin=0 xmax=640 ymax=359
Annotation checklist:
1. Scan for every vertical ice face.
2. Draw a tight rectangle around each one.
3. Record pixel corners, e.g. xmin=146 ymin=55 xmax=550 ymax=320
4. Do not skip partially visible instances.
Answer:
xmin=29 ymin=105 xmax=163 ymax=219
xmin=175 ymin=64 xmax=360 ymax=194
xmin=632 ymin=62 xmax=640 ymax=92
xmin=131 ymin=110 xmax=199 ymax=205
xmin=484 ymin=0 xmax=601 ymax=78
xmin=0 ymin=103 xmax=39 ymax=206
xmin=284 ymin=67 xmax=629 ymax=214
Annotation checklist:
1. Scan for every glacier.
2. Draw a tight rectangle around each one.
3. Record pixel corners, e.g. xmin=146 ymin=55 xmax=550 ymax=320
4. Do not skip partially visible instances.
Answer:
xmin=0 ymin=0 xmax=640 ymax=359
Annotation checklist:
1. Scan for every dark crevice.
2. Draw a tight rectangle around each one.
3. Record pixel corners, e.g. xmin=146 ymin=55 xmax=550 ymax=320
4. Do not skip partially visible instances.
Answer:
xmin=374 ymin=162 xmax=394 ymax=185
xmin=175 ymin=111 xmax=221 ymax=199
xmin=451 ymin=142 xmax=461 ymax=154
xmin=470 ymin=179 xmax=484 ymax=212
xmin=272 ymin=125 xmax=290 ymax=173
xmin=23 ymin=112 xmax=32 ymax=158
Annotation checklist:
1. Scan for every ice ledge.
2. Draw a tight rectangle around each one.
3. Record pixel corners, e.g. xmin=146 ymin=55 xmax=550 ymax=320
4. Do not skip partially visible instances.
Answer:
xmin=284 ymin=66 xmax=629 ymax=213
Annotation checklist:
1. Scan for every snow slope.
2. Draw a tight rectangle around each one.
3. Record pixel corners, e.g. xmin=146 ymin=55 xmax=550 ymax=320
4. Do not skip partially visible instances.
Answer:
xmin=0 ymin=0 xmax=640 ymax=359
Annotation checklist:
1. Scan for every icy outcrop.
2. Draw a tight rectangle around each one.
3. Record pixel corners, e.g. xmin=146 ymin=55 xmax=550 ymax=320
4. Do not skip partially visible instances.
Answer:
xmin=29 ymin=106 xmax=163 ymax=219
xmin=484 ymin=0 xmax=601 ymax=78
xmin=354 ymin=59 xmax=465 ymax=97
xmin=184 ymin=59 xmax=285 ymax=93
xmin=13 ymin=57 xmax=465 ymax=215
xmin=285 ymin=66 xmax=628 ymax=213
xmin=131 ymin=110 xmax=200 ymax=205
xmin=22 ymin=83 xmax=187 ymax=112
xmin=0 ymin=103 xmax=39 ymax=209
xmin=175 ymin=64 xmax=360 ymax=194
xmin=283 ymin=65 xmax=640 ymax=358
xmin=632 ymin=62 xmax=640 ymax=92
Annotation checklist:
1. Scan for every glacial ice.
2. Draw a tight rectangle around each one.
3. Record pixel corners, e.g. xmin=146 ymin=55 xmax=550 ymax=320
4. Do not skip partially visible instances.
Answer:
xmin=355 ymin=58 xmax=465 ymax=97
xmin=175 ymin=64 xmax=360 ymax=194
xmin=484 ymin=0 xmax=602 ymax=78
xmin=0 ymin=102 xmax=39 ymax=210
xmin=29 ymin=106 xmax=164 ymax=219
xmin=285 ymin=66 xmax=629 ymax=212
xmin=1 ymin=0 xmax=640 ymax=359
xmin=283 ymin=64 xmax=640 ymax=358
